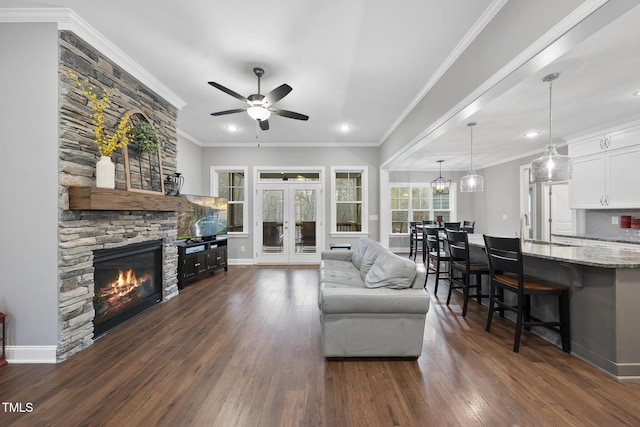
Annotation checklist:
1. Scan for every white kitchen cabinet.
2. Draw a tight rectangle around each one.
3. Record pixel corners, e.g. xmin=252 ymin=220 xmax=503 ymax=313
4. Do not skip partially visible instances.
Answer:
xmin=569 ymin=123 xmax=640 ymax=209
xmin=606 ymin=144 xmax=640 ymax=208
xmin=570 ymin=153 xmax=606 ymax=208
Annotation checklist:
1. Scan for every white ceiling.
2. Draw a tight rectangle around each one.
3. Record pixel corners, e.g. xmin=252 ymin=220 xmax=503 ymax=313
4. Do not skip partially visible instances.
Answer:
xmin=5 ymin=1 xmax=640 ymax=171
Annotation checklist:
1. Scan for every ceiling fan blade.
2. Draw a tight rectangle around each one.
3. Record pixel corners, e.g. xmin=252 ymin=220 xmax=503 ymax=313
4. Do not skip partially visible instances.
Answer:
xmin=264 ymin=84 xmax=292 ymax=105
xmin=270 ymin=109 xmax=309 ymax=121
xmin=210 ymin=108 xmax=247 ymax=116
xmin=208 ymin=81 xmax=248 ymax=103
xmin=259 ymin=119 xmax=270 ymax=131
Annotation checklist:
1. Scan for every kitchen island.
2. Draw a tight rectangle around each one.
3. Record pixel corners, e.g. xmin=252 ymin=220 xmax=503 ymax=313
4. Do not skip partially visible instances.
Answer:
xmin=467 ymin=234 xmax=640 ymax=379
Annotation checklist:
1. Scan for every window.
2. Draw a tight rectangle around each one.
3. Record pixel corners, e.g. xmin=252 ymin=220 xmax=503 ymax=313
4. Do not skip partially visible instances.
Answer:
xmin=211 ymin=167 xmax=248 ymax=233
xmin=331 ymin=167 xmax=368 ymax=234
xmin=389 ymin=183 xmax=455 ymax=233
xmin=390 ymin=186 xmax=409 ymax=233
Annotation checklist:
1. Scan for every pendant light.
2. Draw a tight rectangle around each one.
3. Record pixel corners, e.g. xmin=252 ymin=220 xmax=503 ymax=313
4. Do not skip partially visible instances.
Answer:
xmin=430 ymin=160 xmax=451 ymax=194
xmin=460 ymin=122 xmax=484 ymax=192
xmin=530 ymin=72 xmax=572 ymax=183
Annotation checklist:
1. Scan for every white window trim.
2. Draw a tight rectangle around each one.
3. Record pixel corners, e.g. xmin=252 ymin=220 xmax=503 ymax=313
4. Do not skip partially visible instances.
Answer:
xmin=210 ymin=166 xmax=249 ymax=237
xmin=330 ymin=166 xmax=368 ymax=237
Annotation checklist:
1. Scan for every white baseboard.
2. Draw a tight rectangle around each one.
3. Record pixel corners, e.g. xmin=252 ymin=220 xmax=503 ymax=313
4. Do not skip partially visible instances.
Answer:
xmin=6 ymin=346 xmax=57 ymax=364
xmin=228 ymin=258 xmax=255 ymax=265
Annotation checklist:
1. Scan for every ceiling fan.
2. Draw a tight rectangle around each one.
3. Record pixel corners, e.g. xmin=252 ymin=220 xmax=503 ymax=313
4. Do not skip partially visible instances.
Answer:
xmin=208 ymin=67 xmax=309 ymax=131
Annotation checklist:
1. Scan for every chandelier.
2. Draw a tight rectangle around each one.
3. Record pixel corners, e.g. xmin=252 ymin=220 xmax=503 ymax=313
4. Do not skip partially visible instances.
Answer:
xmin=430 ymin=160 xmax=451 ymax=194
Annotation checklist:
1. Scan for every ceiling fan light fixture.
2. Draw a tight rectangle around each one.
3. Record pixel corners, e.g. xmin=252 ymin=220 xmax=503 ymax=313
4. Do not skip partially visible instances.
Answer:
xmin=247 ymin=106 xmax=271 ymax=121
xmin=460 ymin=122 xmax=484 ymax=192
xmin=530 ymin=72 xmax=572 ymax=183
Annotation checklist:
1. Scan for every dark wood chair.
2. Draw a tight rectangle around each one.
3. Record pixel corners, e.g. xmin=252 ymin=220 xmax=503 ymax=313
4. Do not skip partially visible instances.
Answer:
xmin=462 ymin=220 xmax=475 ymax=233
xmin=483 ymin=235 xmax=571 ymax=353
xmin=444 ymin=221 xmax=460 ymax=231
xmin=445 ymin=229 xmax=490 ymax=316
xmin=408 ymin=221 xmax=423 ymax=260
xmin=424 ymin=226 xmax=450 ymax=293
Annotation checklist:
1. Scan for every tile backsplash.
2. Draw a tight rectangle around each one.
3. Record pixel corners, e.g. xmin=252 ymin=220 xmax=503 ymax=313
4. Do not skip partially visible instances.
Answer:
xmin=585 ymin=209 xmax=640 ymax=238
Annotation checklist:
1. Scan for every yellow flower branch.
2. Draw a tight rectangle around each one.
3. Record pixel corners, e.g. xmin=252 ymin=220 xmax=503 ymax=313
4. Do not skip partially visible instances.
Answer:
xmin=67 ymin=70 xmax=133 ymax=157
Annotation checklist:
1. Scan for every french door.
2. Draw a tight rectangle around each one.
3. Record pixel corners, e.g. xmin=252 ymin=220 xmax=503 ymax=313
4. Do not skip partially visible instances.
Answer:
xmin=256 ymin=181 xmax=322 ymax=264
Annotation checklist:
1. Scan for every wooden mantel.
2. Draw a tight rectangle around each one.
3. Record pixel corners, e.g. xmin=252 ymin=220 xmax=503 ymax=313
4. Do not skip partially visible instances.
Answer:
xmin=68 ymin=187 xmax=189 ymax=211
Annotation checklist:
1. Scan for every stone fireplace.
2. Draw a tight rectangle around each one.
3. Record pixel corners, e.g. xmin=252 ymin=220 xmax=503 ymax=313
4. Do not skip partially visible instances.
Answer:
xmin=57 ymin=30 xmax=181 ymax=360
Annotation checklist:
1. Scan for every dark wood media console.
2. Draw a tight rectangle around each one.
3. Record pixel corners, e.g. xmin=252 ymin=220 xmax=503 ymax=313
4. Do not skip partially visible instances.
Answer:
xmin=177 ymin=237 xmax=228 ymax=289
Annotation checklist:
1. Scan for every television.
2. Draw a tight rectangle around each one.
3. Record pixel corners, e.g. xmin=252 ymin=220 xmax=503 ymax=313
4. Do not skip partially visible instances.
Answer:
xmin=177 ymin=195 xmax=228 ymax=241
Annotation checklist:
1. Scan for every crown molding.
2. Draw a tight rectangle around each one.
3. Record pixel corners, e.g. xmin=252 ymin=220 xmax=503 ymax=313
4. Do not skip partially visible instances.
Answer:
xmin=0 ymin=8 xmax=187 ymax=110
xmin=176 ymin=128 xmax=379 ymax=148
xmin=198 ymin=141 xmax=380 ymax=148
xmin=177 ymin=129 xmax=205 ymax=146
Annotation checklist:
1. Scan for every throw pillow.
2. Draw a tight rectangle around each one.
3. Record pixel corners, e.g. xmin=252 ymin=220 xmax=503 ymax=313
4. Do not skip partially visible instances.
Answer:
xmin=365 ymin=252 xmax=417 ymax=289
xmin=359 ymin=240 xmax=385 ymax=281
xmin=351 ymin=237 xmax=369 ymax=270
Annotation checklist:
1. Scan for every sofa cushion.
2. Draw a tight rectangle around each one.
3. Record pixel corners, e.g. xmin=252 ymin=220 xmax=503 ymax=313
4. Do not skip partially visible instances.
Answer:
xmin=320 ymin=263 xmax=364 ymax=288
xmin=359 ymin=240 xmax=385 ymax=281
xmin=365 ymin=251 xmax=417 ymax=289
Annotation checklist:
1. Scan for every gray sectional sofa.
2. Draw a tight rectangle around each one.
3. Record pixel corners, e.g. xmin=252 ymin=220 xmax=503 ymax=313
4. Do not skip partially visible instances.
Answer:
xmin=318 ymin=237 xmax=430 ymax=358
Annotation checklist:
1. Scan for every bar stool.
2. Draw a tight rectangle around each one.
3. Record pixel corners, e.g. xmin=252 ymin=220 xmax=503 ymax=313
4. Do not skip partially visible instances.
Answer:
xmin=408 ymin=221 xmax=422 ymax=260
xmin=445 ymin=229 xmax=490 ymax=317
xmin=424 ymin=226 xmax=450 ymax=293
xmin=483 ymin=235 xmax=571 ymax=353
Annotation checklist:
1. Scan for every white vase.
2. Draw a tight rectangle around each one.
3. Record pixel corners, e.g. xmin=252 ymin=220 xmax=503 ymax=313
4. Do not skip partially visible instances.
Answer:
xmin=95 ymin=156 xmax=115 ymax=189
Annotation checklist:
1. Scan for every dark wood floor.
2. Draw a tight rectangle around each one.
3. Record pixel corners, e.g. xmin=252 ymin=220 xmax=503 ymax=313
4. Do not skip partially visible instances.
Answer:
xmin=1 ymin=263 xmax=640 ymax=426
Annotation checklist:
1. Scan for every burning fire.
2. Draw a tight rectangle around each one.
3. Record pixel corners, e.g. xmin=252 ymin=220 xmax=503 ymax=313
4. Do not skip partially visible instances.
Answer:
xmin=99 ymin=269 xmax=147 ymax=305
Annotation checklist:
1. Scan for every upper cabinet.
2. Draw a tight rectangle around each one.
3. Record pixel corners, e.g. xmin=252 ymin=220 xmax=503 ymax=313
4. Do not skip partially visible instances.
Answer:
xmin=569 ymin=122 xmax=640 ymax=209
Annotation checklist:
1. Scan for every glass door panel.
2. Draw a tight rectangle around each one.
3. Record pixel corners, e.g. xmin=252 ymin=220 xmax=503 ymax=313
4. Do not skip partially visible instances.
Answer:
xmin=295 ymin=189 xmax=317 ymax=254
xmin=261 ymin=189 xmax=284 ymax=254
xmin=257 ymin=182 xmax=321 ymax=264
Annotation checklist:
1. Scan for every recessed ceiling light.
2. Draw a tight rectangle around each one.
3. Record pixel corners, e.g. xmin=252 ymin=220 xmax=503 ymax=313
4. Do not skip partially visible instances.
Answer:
xmin=338 ymin=124 xmax=350 ymax=132
xmin=525 ymin=131 xmax=541 ymax=138
xmin=633 ymin=90 xmax=640 ymax=97
xmin=226 ymin=125 xmax=238 ymax=132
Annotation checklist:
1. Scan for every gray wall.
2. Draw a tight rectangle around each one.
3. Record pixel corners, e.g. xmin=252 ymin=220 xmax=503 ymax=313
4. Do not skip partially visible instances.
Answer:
xmin=0 ymin=23 xmax=59 ymax=347
xmin=177 ymin=134 xmax=204 ymax=195
xmin=475 ymin=157 xmax=529 ymax=238
xmin=199 ymin=144 xmax=379 ymax=261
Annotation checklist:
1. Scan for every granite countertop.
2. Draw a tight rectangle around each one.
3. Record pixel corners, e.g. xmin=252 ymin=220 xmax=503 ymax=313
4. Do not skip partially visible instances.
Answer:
xmin=467 ymin=234 xmax=640 ymax=269
xmin=551 ymin=233 xmax=640 ymax=245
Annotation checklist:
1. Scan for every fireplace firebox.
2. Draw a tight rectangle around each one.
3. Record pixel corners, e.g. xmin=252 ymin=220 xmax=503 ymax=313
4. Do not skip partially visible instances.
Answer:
xmin=93 ymin=240 xmax=163 ymax=337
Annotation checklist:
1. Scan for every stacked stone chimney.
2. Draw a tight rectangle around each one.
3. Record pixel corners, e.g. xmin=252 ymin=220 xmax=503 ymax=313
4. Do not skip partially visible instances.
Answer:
xmin=57 ymin=31 xmax=180 ymax=360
